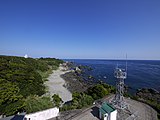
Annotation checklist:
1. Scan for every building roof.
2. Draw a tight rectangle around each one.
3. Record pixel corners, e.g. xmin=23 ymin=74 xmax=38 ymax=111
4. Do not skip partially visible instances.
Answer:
xmin=99 ymin=102 xmax=115 ymax=114
xmin=0 ymin=113 xmax=26 ymax=120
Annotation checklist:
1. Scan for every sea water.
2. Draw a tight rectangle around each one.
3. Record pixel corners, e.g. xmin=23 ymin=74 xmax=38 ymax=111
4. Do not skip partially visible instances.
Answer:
xmin=67 ymin=59 xmax=160 ymax=93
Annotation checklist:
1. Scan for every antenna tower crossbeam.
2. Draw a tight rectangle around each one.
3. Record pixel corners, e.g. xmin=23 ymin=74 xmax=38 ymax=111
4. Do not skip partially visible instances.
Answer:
xmin=113 ymin=68 xmax=127 ymax=109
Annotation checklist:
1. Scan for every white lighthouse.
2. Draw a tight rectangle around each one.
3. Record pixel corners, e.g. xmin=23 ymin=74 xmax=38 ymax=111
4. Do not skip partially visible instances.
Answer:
xmin=24 ymin=54 xmax=28 ymax=58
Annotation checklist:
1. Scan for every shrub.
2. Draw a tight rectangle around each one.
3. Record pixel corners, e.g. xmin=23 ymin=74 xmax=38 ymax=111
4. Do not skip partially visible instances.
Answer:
xmin=24 ymin=95 xmax=53 ymax=113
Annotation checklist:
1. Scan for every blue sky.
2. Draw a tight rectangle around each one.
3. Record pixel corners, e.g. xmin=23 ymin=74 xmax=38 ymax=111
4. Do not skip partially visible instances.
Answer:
xmin=0 ymin=0 xmax=160 ymax=59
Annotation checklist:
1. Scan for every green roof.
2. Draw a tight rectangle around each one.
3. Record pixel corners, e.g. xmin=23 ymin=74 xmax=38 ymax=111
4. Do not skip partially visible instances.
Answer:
xmin=99 ymin=102 xmax=115 ymax=114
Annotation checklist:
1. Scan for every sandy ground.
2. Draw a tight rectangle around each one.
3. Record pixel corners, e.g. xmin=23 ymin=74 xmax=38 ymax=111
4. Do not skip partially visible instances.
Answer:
xmin=45 ymin=67 xmax=72 ymax=103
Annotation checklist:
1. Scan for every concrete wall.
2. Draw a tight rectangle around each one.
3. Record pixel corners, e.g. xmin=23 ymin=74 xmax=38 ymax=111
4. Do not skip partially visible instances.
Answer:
xmin=24 ymin=107 xmax=59 ymax=120
xmin=99 ymin=111 xmax=102 ymax=119
xmin=104 ymin=113 xmax=109 ymax=120
xmin=110 ymin=110 xmax=117 ymax=120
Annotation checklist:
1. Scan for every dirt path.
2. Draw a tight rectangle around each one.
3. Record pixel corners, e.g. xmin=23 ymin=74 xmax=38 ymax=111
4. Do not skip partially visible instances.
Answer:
xmin=45 ymin=67 xmax=72 ymax=103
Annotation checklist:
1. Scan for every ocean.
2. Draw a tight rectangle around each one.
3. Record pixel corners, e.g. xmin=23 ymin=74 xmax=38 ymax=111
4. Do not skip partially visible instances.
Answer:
xmin=67 ymin=59 xmax=160 ymax=94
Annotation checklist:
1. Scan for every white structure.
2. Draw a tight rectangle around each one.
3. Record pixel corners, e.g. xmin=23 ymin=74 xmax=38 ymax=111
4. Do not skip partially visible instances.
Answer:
xmin=99 ymin=102 xmax=117 ymax=120
xmin=24 ymin=107 xmax=59 ymax=120
xmin=113 ymin=67 xmax=127 ymax=109
xmin=24 ymin=54 xmax=28 ymax=58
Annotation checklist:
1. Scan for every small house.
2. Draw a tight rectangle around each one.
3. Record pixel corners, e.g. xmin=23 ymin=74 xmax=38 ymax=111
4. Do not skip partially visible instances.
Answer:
xmin=99 ymin=102 xmax=117 ymax=120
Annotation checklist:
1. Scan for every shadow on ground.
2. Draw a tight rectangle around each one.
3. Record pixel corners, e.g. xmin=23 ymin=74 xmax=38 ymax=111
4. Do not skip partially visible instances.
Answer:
xmin=11 ymin=115 xmax=25 ymax=120
xmin=91 ymin=106 xmax=99 ymax=119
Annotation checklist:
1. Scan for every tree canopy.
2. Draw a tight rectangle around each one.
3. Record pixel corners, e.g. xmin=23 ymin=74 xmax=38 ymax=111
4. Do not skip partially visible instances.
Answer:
xmin=0 ymin=55 xmax=63 ymax=116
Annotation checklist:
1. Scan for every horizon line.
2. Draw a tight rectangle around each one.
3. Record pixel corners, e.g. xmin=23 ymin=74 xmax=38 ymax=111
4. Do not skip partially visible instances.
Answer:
xmin=63 ymin=58 xmax=160 ymax=61
xmin=0 ymin=54 xmax=160 ymax=61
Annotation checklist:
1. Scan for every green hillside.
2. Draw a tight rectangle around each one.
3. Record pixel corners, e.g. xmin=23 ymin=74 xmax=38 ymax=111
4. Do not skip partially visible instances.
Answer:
xmin=0 ymin=55 xmax=63 ymax=116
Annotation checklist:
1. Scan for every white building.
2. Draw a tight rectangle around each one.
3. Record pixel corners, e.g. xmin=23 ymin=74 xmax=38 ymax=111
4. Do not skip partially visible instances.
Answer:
xmin=24 ymin=107 xmax=59 ymax=120
xmin=0 ymin=107 xmax=59 ymax=120
xmin=99 ymin=102 xmax=117 ymax=120
xmin=24 ymin=54 xmax=28 ymax=58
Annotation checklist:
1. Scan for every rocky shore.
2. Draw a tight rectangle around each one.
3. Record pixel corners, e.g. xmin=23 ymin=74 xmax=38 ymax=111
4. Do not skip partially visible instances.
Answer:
xmin=60 ymin=71 xmax=92 ymax=93
xmin=136 ymin=88 xmax=160 ymax=103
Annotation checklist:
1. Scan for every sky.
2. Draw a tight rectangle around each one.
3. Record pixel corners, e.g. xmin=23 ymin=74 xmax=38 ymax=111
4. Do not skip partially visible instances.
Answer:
xmin=0 ymin=0 xmax=160 ymax=60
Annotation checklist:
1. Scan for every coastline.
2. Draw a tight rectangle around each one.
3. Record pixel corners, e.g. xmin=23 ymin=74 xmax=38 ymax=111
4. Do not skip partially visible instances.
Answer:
xmin=45 ymin=66 xmax=72 ymax=103
xmin=45 ymin=62 xmax=159 ymax=119
xmin=60 ymin=71 xmax=91 ymax=93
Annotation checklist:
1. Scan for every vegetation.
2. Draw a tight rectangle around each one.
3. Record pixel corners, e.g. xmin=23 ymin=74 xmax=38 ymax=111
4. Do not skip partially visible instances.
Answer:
xmin=87 ymin=83 xmax=115 ymax=100
xmin=0 ymin=55 xmax=63 ymax=116
xmin=60 ymin=83 xmax=115 ymax=111
xmin=72 ymin=92 xmax=94 ymax=109
xmin=60 ymin=92 xmax=94 ymax=111
xmin=0 ymin=79 xmax=24 ymax=115
xmin=24 ymin=95 xmax=53 ymax=113
xmin=52 ymin=94 xmax=63 ymax=107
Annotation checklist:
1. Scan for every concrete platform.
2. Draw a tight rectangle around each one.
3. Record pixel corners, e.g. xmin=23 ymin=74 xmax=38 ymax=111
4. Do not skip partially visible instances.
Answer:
xmin=51 ymin=95 xmax=158 ymax=120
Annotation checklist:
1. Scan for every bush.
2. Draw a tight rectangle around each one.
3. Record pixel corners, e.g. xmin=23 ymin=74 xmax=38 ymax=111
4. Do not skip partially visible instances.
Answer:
xmin=52 ymin=94 xmax=63 ymax=107
xmin=24 ymin=95 xmax=53 ymax=113
xmin=87 ymin=84 xmax=110 ymax=100
xmin=72 ymin=92 xmax=94 ymax=109
xmin=60 ymin=92 xmax=94 ymax=111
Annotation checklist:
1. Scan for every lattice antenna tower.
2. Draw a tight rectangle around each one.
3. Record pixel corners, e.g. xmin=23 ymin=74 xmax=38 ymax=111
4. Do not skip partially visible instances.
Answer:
xmin=113 ymin=55 xmax=128 ymax=109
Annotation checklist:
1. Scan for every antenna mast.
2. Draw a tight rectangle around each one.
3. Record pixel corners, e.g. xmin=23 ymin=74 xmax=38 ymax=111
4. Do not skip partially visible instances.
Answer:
xmin=112 ymin=56 xmax=128 ymax=109
xmin=126 ymin=54 xmax=128 ymax=73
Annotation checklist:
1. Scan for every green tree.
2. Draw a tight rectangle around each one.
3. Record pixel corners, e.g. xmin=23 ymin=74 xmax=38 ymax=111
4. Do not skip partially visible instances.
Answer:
xmin=52 ymin=94 xmax=63 ymax=107
xmin=87 ymin=84 xmax=109 ymax=100
xmin=71 ymin=92 xmax=94 ymax=109
xmin=0 ymin=55 xmax=63 ymax=116
xmin=0 ymin=79 xmax=24 ymax=116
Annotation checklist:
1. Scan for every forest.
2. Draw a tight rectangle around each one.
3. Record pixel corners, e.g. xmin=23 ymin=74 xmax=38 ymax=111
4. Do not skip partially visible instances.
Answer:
xmin=0 ymin=55 xmax=63 ymax=116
